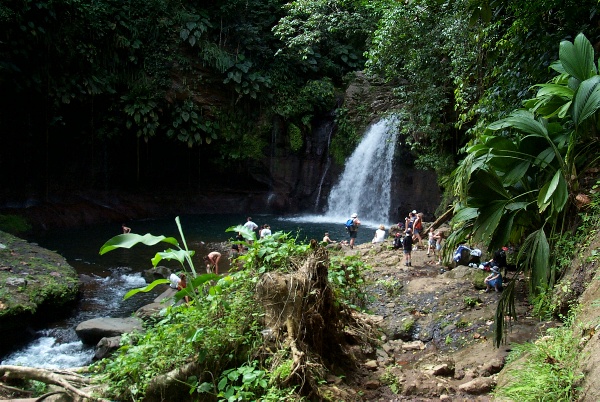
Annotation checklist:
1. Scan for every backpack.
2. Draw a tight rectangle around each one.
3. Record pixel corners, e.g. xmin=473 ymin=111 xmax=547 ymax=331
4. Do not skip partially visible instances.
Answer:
xmin=345 ymin=218 xmax=355 ymax=231
xmin=414 ymin=219 xmax=422 ymax=230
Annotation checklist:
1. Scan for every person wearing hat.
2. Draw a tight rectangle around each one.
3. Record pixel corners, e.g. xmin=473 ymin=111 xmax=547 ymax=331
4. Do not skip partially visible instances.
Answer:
xmin=372 ymin=224 xmax=386 ymax=244
xmin=348 ymin=213 xmax=361 ymax=249
xmin=484 ymin=267 xmax=503 ymax=292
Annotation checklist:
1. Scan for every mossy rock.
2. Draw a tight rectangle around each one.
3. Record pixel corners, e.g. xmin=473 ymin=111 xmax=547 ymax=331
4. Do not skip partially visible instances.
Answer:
xmin=0 ymin=230 xmax=79 ymax=320
xmin=442 ymin=265 xmax=489 ymax=290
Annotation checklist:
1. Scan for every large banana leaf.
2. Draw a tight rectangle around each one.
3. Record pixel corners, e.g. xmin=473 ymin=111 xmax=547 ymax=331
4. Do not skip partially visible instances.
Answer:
xmin=151 ymin=249 xmax=195 ymax=267
xmin=99 ymin=233 xmax=180 ymax=255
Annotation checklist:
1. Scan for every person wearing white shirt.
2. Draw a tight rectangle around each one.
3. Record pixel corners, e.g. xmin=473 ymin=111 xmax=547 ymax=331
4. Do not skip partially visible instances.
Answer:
xmin=372 ymin=224 xmax=386 ymax=244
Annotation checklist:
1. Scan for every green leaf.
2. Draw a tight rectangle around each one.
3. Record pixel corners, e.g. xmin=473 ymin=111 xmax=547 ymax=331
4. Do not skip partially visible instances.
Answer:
xmin=151 ymin=249 xmax=194 ymax=266
xmin=541 ymin=169 xmax=561 ymax=206
xmin=523 ymin=229 xmax=551 ymax=292
xmin=123 ymin=279 xmax=170 ymax=300
xmin=559 ymin=33 xmax=597 ymax=82
xmin=452 ymin=206 xmax=478 ymax=223
xmin=473 ymin=200 xmax=506 ymax=243
xmin=226 ymin=225 xmax=256 ymax=242
xmin=534 ymin=83 xmax=574 ymax=99
xmin=99 ymin=233 xmax=179 ymax=255
xmin=572 ymin=76 xmax=600 ymax=126
xmin=501 ymin=160 xmax=530 ymax=186
xmin=552 ymin=172 xmax=569 ymax=212
xmin=190 ymin=273 xmax=220 ymax=288
xmin=488 ymin=110 xmax=548 ymax=138
xmin=537 ymin=170 xmax=567 ymax=214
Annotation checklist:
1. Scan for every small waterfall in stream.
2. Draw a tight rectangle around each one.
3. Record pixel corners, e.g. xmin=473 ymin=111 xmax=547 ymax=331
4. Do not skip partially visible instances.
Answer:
xmin=324 ymin=116 xmax=399 ymax=226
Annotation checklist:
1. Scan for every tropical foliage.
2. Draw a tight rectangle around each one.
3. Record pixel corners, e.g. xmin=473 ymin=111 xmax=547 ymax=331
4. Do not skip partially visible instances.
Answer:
xmin=446 ymin=33 xmax=600 ymax=345
xmin=94 ymin=217 xmax=368 ymax=401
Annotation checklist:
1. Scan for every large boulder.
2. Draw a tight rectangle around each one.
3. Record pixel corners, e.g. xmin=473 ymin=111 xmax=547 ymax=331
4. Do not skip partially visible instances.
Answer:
xmin=75 ymin=317 xmax=144 ymax=345
xmin=0 ymin=230 xmax=79 ymax=357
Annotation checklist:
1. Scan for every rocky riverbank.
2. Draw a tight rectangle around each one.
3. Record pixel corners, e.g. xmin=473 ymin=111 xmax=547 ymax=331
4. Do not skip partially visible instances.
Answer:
xmin=316 ymin=240 xmax=553 ymax=401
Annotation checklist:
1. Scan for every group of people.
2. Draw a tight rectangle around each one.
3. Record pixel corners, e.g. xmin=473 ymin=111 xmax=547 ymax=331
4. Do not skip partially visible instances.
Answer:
xmin=343 ymin=210 xmax=445 ymax=268
xmin=243 ymin=217 xmax=272 ymax=240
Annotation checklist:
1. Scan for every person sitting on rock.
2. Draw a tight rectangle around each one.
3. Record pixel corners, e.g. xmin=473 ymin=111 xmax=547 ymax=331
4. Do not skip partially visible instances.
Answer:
xmin=484 ymin=268 xmax=503 ymax=292
xmin=323 ymin=232 xmax=336 ymax=244
xmin=392 ymin=232 xmax=403 ymax=249
xmin=372 ymin=224 xmax=386 ymax=244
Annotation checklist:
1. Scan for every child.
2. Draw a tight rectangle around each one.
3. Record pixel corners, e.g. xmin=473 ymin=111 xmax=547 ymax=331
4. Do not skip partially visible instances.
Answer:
xmin=434 ymin=230 xmax=443 ymax=264
xmin=177 ymin=273 xmax=190 ymax=303
xmin=392 ymin=232 xmax=403 ymax=249
xmin=484 ymin=268 xmax=503 ymax=292
xmin=427 ymin=227 xmax=435 ymax=256
xmin=403 ymin=229 xmax=413 ymax=266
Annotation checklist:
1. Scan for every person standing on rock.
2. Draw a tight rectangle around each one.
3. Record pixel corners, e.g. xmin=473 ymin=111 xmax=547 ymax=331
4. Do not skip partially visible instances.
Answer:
xmin=403 ymin=229 xmax=413 ymax=266
xmin=243 ymin=217 xmax=258 ymax=242
xmin=347 ymin=213 xmax=361 ymax=249
xmin=412 ymin=212 xmax=424 ymax=249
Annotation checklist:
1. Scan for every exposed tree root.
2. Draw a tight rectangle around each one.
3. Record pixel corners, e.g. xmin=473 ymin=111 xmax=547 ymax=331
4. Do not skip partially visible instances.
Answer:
xmin=255 ymin=243 xmax=374 ymax=398
xmin=0 ymin=365 xmax=108 ymax=402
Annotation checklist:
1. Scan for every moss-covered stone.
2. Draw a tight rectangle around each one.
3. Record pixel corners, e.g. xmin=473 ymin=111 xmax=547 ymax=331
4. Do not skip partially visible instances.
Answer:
xmin=0 ymin=230 xmax=79 ymax=320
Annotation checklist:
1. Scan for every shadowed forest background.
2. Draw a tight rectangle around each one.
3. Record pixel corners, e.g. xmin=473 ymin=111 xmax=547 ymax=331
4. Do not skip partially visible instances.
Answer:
xmin=1 ymin=0 xmax=598 ymax=214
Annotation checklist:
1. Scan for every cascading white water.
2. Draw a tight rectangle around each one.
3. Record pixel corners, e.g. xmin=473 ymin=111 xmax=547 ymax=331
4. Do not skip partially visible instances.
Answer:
xmin=324 ymin=116 xmax=399 ymax=226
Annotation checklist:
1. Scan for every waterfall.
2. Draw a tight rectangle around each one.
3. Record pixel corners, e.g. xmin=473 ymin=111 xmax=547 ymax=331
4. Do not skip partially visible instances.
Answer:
xmin=314 ymin=120 xmax=335 ymax=211
xmin=324 ymin=116 xmax=399 ymax=226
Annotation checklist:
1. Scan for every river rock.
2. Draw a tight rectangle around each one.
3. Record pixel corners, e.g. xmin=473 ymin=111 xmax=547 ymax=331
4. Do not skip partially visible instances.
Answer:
xmin=458 ymin=376 xmax=496 ymax=394
xmin=94 ymin=336 xmax=122 ymax=360
xmin=143 ymin=265 xmax=172 ymax=283
xmin=135 ymin=302 xmax=166 ymax=320
xmin=76 ymin=317 xmax=144 ymax=344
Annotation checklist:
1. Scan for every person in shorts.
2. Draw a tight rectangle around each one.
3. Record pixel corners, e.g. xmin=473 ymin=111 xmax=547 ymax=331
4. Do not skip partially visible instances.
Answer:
xmin=403 ymin=229 xmax=413 ymax=266
xmin=348 ymin=213 xmax=361 ymax=249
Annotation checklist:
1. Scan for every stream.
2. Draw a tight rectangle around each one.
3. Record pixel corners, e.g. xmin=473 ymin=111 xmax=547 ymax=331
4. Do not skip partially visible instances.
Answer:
xmin=0 ymin=213 xmax=379 ymax=368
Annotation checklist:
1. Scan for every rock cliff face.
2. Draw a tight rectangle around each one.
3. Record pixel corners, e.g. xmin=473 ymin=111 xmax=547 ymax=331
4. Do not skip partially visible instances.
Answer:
xmin=0 ymin=73 xmax=442 ymax=231
xmin=248 ymin=72 xmax=442 ymax=222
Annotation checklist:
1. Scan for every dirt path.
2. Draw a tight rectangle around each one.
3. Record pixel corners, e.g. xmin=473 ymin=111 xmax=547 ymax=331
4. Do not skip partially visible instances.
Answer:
xmin=329 ymin=240 xmax=554 ymax=400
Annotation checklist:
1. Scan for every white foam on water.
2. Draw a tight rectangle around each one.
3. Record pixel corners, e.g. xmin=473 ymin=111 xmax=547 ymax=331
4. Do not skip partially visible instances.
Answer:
xmin=1 ymin=337 xmax=94 ymax=369
xmin=2 ymin=269 xmax=153 ymax=368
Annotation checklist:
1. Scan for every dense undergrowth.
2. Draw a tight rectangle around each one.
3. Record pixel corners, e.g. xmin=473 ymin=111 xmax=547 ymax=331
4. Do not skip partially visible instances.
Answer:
xmin=493 ymin=183 xmax=600 ymax=401
xmin=91 ymin=220 xmax=370 ymax=401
